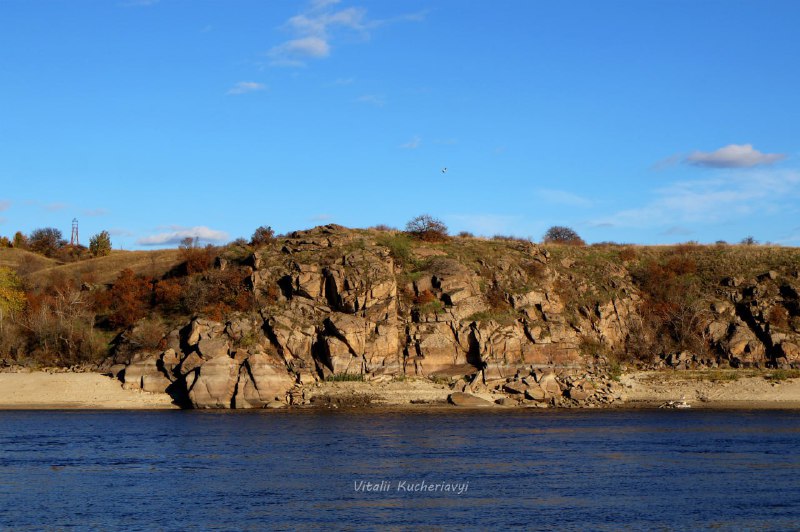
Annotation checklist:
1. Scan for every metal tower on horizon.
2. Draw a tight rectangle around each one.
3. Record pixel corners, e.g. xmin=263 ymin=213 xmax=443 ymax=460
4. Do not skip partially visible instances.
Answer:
xmin=70 ymin=218 xmax=79 ymax=246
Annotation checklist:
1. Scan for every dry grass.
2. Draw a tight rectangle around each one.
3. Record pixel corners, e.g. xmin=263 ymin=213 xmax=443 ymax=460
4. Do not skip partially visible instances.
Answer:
xmin=0 ymin=248 xmax=59 ymax=275
xmin=25 ymin=249 xmax=184 ymax=288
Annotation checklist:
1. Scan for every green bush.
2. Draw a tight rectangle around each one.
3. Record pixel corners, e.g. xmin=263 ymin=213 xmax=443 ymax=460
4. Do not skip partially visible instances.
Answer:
xmin=377 ymin=232 xmax=413 ymax=266
xmin=89 ymin=230 xmax=112 ymax=257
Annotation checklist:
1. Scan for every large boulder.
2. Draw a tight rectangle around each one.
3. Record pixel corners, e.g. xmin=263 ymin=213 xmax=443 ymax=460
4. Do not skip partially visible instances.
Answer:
xmin=123 ymin=354 xmax=168 ymax=392
xmin=197 ymin=337 xmax=230 ymax=359
xmin=448 ymin=392 xmax=494 ymax=407
xmin=235 ymin=353 xmax=295 ymax=408
xmin=189 ymin=355 xmax=240 ymax=408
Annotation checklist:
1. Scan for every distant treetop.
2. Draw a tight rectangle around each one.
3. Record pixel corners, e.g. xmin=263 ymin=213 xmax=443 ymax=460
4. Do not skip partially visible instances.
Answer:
xmin=543 ymin=226 xmax=585 ymax=246
xmin=405 ymin=214 xmax=449 ymax=242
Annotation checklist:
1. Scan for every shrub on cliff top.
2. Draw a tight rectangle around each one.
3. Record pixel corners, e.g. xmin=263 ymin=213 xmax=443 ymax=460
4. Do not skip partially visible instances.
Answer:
xmin=250 ymin=226 xmax=275 ymax=247
xmin=543 ymin=226 xmax=585 ymax=246
xmin=405 ymin=214 xmax=449 ymax=242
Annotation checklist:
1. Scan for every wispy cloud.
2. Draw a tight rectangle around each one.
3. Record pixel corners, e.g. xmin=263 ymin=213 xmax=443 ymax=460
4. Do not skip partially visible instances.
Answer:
xmin=536 ymin=189 xmax=592 ymax=207
xmin=661 ymin=226 xmax=694 ymax=236
xmin=400 ymin=135 xmax=421 ymax=149
xmin=0 ymin=200 xmax=10 ymax=212
xmin=355 ymin=94 xmax=385 ymax=107
xmin=119 ymin=0 xmax=159 ymax=7
xmin=227 ymin=81 xmax=267 ymax=95
xmin=310 ymin=213 xmax=333 ymax=222
xmin=267 ymin=1 xmax=425 ymax=67
xmin=137 ymin=226 xmax=229 ymax=246
xmin=45 ymin=202 xmax=68 ymax=212
xmin=109 ymin=228 xmax=134 ymax=237
xmin=268 ymin=1 xmax=367 ymax=66
xmin=650 ymin=153 xmax=682 ymax=171
xmin=685 ymin=144 xmax=785 ymax=169
xmin=83 ymin=208 xmax=109 ymax=217
xmin=269 ymin=37 xmax=331 ymax=66
xmin=595 ymin=169 xmax=800 ymax=228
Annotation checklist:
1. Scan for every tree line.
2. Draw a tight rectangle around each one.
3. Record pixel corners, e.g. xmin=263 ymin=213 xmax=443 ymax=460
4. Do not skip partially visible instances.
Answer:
xmin=0 ymin=228 xmax=112 ymax=260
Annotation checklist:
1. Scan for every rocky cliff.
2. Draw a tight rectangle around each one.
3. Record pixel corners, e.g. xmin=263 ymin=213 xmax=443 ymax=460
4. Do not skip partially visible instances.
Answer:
xmin=114 ymin=225 xmax=800 ymax=408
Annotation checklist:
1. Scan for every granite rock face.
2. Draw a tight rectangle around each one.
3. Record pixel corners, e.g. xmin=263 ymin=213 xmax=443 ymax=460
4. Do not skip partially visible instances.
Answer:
xmin=116 ymin=225 xmax=800 ymax=407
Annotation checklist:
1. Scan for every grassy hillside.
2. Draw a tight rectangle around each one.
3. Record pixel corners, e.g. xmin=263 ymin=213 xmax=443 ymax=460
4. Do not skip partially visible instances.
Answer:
xmin=0 ymin=248 xmax=59 ymax=275
xmin=0 ymin=247 xmax=184 ymax=289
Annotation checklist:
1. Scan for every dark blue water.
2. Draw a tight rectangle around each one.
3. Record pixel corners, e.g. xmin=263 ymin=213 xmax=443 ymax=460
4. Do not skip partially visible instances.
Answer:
xmin=1 ymin=409 xmax=799 ymax=530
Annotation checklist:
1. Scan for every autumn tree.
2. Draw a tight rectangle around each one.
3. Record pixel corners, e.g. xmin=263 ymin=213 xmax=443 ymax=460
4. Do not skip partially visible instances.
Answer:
xmin=22 ymin=286 xmax=108 ymax=365
xmin=405 ymin=214 xmax=449 ymax=242
xmin=179 ymin=237 xmax=215 ymax=274
xmin=12 ymin=231 xmax=27 ymax=249
xmin=543 ymin=226 xmax=585 ymax=246
xmin=89 ymin=230 xmax=112 ymax=257
xmin=108 ymin=269 xmax=153 ymax=327
xmin=250 ymin=226 xmax=275 ymax=247
xmin=28 ymin=227 xmax=66 ymax=257
xmin=0 ymin=267 xmax=25 ymax=328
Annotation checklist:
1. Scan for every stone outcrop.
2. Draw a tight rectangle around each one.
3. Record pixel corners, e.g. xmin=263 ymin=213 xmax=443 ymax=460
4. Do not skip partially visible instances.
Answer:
xmin=112 ymin=225 xmax=800 ymax=408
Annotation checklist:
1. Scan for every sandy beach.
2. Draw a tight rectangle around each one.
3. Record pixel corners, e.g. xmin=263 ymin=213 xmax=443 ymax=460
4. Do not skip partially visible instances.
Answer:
xmin=2 ymin=370 xmax=800 ymax=410
xmin=0 ymin=372 xmax=178 ymax=409
xmin=620 ymin=371 xmax=800 ymax=409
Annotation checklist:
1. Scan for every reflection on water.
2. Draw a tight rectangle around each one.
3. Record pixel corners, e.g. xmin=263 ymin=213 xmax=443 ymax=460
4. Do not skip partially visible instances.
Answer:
xmin=0 ymin=409 xmax=799 ymax=529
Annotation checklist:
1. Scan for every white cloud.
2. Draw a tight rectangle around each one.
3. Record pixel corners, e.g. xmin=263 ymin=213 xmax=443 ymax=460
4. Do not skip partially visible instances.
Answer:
xmin=355 ymin=94 xmax=385 ymax=107
xmin=595 ymin=169 xmax=800 ymax=228
xmin=268 ymin=2 xmax=366 ymax=66
xmin=685 ymin=144 xmax=785 ymax=168
xmin=109 ymin=228 xmax=134 ymax=237
xmin=400 ymin=135 xmax=421 ymax=149
xmin=227 ymin=81 xmax=267 ymax=95
xmin=137 ymin=226 xmax=229 ymax=246
xmin=536 ymin=189 xmax=592 ymax=207
xmin=661 ymin=226 xmax=694 ymax=236
xmin=0 ymin=217 xmax=7 ymax=225
xmin=267 ymin=1 xmax=424 ymax=67
xmin=83 ymin=208 xmax=109 ymax=217
xmin=0 ymin=200 xmax=10 ymax=211
xmin=650 ymin=153 xmax=682 ymax=171
xmin=45 ymin=202 xmax=68 ymax=212
xmin=310 ymin=213 xmax=333 ymax=222
xmin=268 ymin=37 xmax=330 ymax=65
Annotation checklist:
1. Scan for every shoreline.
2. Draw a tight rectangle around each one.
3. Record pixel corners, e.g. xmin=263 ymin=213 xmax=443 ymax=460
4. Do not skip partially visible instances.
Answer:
xmin=0 ymin=372 xmax=178 ymax=410
xmin=2 ymin=370 xmax=800 ymax=411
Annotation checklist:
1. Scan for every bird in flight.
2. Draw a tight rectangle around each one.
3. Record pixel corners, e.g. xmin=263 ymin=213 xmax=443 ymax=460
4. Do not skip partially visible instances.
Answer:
xmin=441 ymin=167 xmax=448 ymax=174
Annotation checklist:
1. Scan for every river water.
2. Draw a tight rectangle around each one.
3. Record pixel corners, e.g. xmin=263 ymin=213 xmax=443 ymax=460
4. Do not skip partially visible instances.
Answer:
xmin=1 ymin=408 xmax=799 ymax=530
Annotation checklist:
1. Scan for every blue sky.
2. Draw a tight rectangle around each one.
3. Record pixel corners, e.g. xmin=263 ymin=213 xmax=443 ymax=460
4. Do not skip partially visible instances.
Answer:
xmin=1 ymin=0 xmax=799 ymax=249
